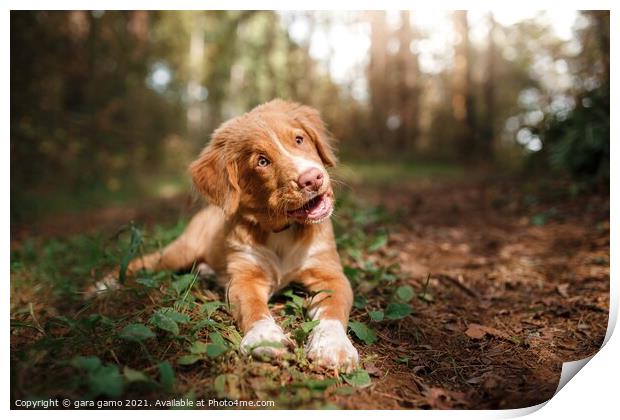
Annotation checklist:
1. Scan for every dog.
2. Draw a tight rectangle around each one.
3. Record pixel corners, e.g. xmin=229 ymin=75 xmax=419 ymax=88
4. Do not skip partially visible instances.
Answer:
xmin=116 ymin=100 xmax=358 ymax=371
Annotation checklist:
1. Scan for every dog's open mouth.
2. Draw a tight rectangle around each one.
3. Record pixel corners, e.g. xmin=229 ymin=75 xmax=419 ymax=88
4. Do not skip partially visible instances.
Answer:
xmin=287 ymin=193 xmax=333 ymax=224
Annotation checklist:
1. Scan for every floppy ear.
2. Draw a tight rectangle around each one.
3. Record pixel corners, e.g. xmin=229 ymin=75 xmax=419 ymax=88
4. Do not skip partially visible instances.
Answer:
xmin=189 ymin=141 xmax=240 ymax=216
xmin=293 ymin=105 xmax=338 ymax=167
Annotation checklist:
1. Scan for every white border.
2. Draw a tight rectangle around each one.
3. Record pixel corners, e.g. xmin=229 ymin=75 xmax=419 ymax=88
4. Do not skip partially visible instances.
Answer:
xmin=4 ymin=1 xmax=617 ymax=418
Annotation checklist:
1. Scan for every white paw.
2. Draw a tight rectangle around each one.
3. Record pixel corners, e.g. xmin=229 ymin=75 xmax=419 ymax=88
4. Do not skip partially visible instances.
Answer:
xmin=196 ymin=262 xmax=215 ymax=278
xmin=84 ymin=273 xmax=119 ymax=298
xmin=240 ymin=318 xmax=291 ymax=359
xmin=306 ymin=319 xmax=359 ymax=371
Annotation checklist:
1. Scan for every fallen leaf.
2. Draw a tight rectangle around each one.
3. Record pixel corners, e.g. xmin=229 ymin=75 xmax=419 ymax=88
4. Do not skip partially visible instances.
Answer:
xmin=557 ymin=283 xmax=570 ymax=298
xmin=465 ymin=323 xmax=510 ymax=340
xmin=465 ymin=323 xmax=487 ymax=339
xmin=363 ymin=361 xmax=382 ymax=377
xmin=423 ymin=387 xmax=466 ymax=409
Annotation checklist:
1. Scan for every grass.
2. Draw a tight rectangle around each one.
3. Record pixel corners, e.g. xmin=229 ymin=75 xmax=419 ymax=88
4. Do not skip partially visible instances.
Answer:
xmin=10 ymin=191 xmax=421 ymax=408
xmin=335 ymin=160 xmax=464 ymax=185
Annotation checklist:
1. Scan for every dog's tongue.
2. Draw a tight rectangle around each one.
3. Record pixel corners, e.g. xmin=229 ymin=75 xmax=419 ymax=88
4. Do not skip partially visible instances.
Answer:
xmin=288 ymin=194 xmax=331 ymax=221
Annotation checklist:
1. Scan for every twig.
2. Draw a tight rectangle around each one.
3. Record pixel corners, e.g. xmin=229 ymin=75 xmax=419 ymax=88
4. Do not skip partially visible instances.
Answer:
xmin=435 ymin=274 xmax=480 ymax=299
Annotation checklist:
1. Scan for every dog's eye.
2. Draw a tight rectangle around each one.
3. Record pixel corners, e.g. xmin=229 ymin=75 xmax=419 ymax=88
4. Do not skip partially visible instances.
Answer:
xmin=295 ymin=135 xmax=304 ymax=145
xmin=257 ymin=156 xmax=271 ymax=167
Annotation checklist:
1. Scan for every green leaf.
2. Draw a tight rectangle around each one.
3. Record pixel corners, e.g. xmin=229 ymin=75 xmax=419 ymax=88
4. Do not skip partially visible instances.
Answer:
xmin=119 ymin=224 xmax=142 ymax=285
xmin=88 ymin=365 xmax=124 ymax=397
xmin=342 ymin=370 xmax=372 ymax=388
xmin=214 ymin=374 xmax=227 ymax=397
xmin=177 ymin=354 xmax=202 ymax=365
xmin=119 ymin=323 xmax=155 ymax=342
xmin=209 ymin=331 xmax=227 ymax=347
xmin=219 ymin=327 xmax=243 ymax=348
xmin=298 ymin=378 xmax=337 ymax=390
xmin=123 ymin=367 xmax=150 ymax=383
xmin=171 ymin=274 xmax=195 ymax=295
xmin=385 ymin=303 xmax=413 ymax=320
xmin=201 ymin=301 xmax=224 ymax=317
xmin=136 ymin=276 xmax=159 ymax=288
xmin=191 ymin=318 xmax=217 ymax=333
xmin=348 ymin=321 xmax=377 ymax=345
xmin=71 ymin=356 xmax=101 ymax=371
xmin=531 ymin=213 xmax=548 ymax=226
xmin=150 ymin=312 xmax=179 ymax=335
xmin=159 ymin=308 xmax=190 ymax=324
xmin=159 ymin=362 xmax=175 ymax=391
xmin=206 ymin=343 xmax=228 ymax=358
xmin=344 ymin=266 xmax=361 ymax=284
xmin=190 ymin=341 xmax=208 ymax=354
xmin=300 ymin=320 xmax=320 ymax=333
xmin=395 ymin=285 xmax=415 ymax=302
xmin=135 ymin=271 xmax=167 ymax=288
xmin=353 ymin=295 xmax=367 ymax=309
xmin=369 ymin=310 xmax=384 ymax=322
xmin=283 ymin=289 xmax=305 ymax=309
xmin=368 ymin=232 xmax=388 ymax=252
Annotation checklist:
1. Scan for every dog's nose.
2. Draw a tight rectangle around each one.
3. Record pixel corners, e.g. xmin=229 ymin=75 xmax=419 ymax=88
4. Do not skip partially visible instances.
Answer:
xmin=297 ymin=168 xmax=324 ymax=192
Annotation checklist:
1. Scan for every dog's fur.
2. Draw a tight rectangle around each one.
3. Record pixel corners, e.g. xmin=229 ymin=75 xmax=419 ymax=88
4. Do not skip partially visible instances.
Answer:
xmin=121 ymin=100 xmax=358 ymax=370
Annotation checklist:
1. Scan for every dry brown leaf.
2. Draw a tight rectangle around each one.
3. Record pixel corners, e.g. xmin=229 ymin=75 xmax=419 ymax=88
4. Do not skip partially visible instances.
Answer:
xmin=557 ymin=283 xmax=570 ymax=298
xmin=465 ymin=323 xmax=487 ymax=339
xmin=363 ymin=361 xmax=383 ymax=377
xmin=465 ymin=323 xmax=510 ymax=340
xmin=423 ymin=387 xmax=466 ymax=409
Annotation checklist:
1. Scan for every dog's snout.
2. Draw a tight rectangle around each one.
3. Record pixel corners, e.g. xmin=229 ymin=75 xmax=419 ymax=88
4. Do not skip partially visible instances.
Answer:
xmin=297 ymin=168 xmax=324 ymax=192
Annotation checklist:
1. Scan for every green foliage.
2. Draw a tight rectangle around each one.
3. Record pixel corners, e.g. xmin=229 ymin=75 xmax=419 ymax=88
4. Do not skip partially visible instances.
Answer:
xmin=342 ymin=370 xmax=372 ymax=388
xmin=71 ymin=356 xmax=124 ymax=398
xmin=123 ymin=367 xmax=150 ymax=383
xmin=119 ymin=323 xmax=156 ymax=342
xmin=395 ymin=285 xmax=415 ymax=302
xmin=384 ymin=303 xmax=413 ymax=320
xmin=542 ymin=84 xmax=609 ymax=187
xmin=150 ymin=311 xmax=181 ymax=335
xmin=348 ymin=321 xmax=377 ymax=345
xmin=369 ymin=310 xmax=385 ymax=322
xmin=158 ymin=362 xmax=175 ymax=390
xmin=119 ymin=224 xmax=143 ymax=285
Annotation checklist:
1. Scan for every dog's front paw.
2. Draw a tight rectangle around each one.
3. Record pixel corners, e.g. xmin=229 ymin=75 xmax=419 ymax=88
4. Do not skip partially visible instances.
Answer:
xmin=240 ymin=318 xmax=291 ymax=359
xmin=84 ymin=273 xmax=120 ymax=299
xmin=306 ymin=319 xmax=359 ymax=372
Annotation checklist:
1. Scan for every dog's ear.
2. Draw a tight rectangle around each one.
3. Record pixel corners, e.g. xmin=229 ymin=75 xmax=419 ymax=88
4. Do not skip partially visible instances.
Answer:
xmin=189 ymin=138 xmax=240 ymax=216
xmin=293 ymin=105 xmax=338 ymax=167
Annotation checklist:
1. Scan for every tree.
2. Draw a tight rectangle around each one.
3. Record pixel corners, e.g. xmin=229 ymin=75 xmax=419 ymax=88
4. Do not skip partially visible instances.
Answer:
xmin=451 ymin=11 xmax=476 ymax=161
xmin=481 ymin=12 xmax=497 ymax=160
xmin=394 ymin=11 xmax=420 ymax=153
xmin=367 ymin=11 xmax=389 ymax=151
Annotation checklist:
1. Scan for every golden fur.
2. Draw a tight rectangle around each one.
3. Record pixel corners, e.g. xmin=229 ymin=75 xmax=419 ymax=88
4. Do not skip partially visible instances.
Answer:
xmin=124 ymin=100 xmax=357 ymax=369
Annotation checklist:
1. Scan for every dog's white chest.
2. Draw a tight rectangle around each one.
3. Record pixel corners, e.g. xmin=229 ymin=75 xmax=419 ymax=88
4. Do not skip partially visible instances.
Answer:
xmin=266 ymin=230 xmax=310 ymax=274
xmin=230 ymin=227 xmax=330 ymax=291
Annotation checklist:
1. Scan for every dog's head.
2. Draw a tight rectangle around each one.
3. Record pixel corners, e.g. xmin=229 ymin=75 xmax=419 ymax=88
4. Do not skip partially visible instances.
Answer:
xmin=190 ymin=100 xmax=337 ymax=230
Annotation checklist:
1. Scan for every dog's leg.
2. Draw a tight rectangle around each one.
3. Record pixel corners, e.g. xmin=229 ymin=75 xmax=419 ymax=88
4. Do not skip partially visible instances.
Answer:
xmin=87 ymin=208 xmax=221 ymax=297
xmin=300 ymin=267 xmax=359 ymax=371
xmin=87 ymin=234 xmax=203 ymax=297
xmin=227 ymin=264 xmax=291 ymax=358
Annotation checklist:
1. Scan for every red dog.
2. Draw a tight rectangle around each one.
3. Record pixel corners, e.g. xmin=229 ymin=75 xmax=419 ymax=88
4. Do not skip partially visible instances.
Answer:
xmin=119 ymin=100 xmax=358 ymax=370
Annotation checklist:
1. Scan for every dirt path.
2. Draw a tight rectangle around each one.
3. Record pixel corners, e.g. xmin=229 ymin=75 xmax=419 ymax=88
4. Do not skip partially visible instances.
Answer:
xmin=334 ymin=180 xmax=609 ymax=408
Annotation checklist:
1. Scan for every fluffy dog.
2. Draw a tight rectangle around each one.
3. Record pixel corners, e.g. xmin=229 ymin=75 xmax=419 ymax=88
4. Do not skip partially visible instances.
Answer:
xmin=122 ymin=100 xmax=358 ymax=370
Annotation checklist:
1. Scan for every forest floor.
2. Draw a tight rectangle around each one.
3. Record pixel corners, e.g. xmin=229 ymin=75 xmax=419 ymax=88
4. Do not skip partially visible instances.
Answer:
xmin=10 ymin=163 xmax=610 ymax=409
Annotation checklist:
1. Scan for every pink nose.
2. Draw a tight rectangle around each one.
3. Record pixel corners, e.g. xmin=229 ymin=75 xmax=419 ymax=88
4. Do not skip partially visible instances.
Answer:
xmin=297 ymin=168 xmax=324 ymax=192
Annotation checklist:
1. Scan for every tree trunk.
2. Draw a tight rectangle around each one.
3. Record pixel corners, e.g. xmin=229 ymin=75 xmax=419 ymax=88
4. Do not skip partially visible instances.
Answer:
xmin=481 ymin=12 xmax=496 ymax=160
xmin=395 ymin=11 xmax=420 ymax=154
xmin=451 ymin=11 xmax=476 ymax=161
xmin=367 ymin=11 xmax=389 ymax=151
